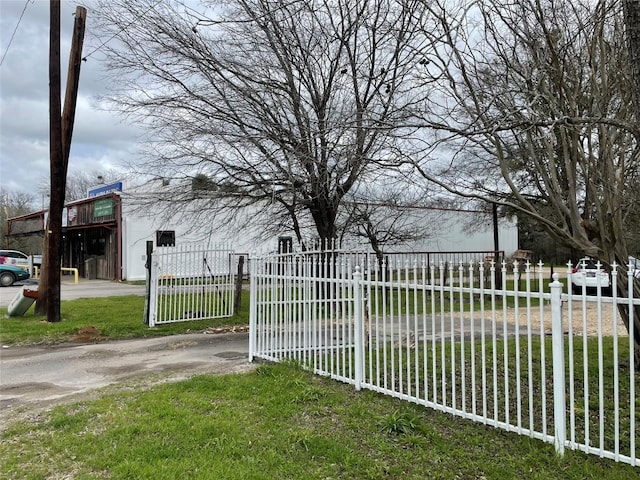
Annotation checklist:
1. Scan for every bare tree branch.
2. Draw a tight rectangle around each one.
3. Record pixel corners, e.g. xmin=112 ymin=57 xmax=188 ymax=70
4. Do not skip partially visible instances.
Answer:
xmin=412 ymin=0 xmax=640 ymax=365
xmin=90 ymin=0 xmax=436 ymax=244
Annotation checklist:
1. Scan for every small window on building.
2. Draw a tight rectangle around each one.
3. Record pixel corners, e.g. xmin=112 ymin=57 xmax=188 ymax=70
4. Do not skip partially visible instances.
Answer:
xmin=156 ymin=230 xmax=176 ymax=247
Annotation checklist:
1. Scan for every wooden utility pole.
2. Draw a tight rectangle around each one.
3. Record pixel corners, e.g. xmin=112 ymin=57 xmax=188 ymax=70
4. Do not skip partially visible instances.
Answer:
xmin=62 ymin=6 xmax=87 ymax=176
xmin=37 ymin=0 xmax=63 ymax=319
xmin=36 ymin=3 xmax=87 ymax=321
xmin=492 ymin=202 xmax=502 ymax=287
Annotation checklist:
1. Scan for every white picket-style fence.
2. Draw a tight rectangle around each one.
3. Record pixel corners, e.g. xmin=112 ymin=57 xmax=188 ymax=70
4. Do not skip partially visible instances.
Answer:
xmin=249 ymin=250 xmax=639 ymax=467
xmin=148 ymin=245 xmax=236 ymax=326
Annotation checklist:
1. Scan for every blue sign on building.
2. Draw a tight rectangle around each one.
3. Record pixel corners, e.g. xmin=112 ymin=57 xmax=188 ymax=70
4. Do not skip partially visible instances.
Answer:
xmin=87 ymin=181 xmax=123 ymax=198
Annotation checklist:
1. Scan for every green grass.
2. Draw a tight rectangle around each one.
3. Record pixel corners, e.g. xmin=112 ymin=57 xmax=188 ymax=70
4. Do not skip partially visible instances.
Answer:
xmin=0 ymin=362 xmax=636 ymax=479
xmin=1 ymin=285 xmax=636 ymax=477
xmin=0 ymin=293 xmax=250 ymax=345
xmin=359 ymin=336 xmax=639 ymax=457
xmin=261 ymin=277 xmax=559 ymax=321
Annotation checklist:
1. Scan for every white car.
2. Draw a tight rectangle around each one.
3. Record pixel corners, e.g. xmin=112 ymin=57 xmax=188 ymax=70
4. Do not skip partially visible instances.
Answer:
xmin=0 ymin=250 xmax=42 ymax=269
xmin=569 ymin=257 xmax=610 ymax=294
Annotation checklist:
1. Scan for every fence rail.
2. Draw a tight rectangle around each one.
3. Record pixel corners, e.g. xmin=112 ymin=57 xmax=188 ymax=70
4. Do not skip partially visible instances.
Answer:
xmin=249 ymin=250 xmax=639 ymax=467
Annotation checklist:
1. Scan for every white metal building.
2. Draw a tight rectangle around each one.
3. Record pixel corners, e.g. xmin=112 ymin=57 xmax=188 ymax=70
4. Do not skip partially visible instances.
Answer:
xmin=6 ymin=180 xmax=519 ymax=281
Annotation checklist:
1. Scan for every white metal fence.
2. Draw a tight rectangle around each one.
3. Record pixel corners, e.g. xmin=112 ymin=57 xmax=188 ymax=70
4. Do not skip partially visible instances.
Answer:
xmin=249 ymin=250 xmax=639 ymax=467
xmin=148 ymin=245 xmax=236 ymax=326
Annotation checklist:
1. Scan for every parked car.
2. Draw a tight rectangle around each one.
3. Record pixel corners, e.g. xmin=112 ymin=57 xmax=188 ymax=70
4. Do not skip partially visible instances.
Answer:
xmin=0 ymin=263 xmax=31 ymax=287
xmin=0 ymin=250 xmax=42 ymax=268
xmin=569 ymin=257 xmax=610 ymax=294
xmin=629 ymin=256 xmax=640 ymax=278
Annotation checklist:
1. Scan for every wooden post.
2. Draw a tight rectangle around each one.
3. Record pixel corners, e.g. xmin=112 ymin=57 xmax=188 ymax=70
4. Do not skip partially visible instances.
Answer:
xmin=36 ymin=0 xmax=63 ymax=319
xmin=234 ymin=255 xmax=245 ymax=312
xmin=36 ymin=4 xmax=87 ymax=321
xmin=143 ymin=241 xmax=153 ymax=325
xmin=61 ymin=6 xmax=86 ymax=176
xmin=492 ymin=202 xmax=502 ymax=287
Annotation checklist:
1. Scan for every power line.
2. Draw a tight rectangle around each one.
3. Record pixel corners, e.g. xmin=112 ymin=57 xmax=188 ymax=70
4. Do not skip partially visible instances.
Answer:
xmin=0 ymin=0 xmax=33 ymax=68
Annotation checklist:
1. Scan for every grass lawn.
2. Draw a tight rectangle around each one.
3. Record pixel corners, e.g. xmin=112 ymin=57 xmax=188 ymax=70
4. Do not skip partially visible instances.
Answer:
xmin=0 ymin=293 xmax=250 ymax=345
xmin=0 ymin=362 xmax=636 ymax=479
xmin=1 ymin=293 xmax=637 ymax=478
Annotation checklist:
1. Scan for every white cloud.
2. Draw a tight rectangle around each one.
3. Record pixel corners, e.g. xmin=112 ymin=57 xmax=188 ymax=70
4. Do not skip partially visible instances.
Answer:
xmin=0 ymin=0 xmax=140 ymax=196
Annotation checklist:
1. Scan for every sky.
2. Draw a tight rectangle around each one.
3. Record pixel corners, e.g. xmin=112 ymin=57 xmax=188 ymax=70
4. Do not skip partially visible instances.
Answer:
xmin=0 ymin=0 xmax=141 ymax=198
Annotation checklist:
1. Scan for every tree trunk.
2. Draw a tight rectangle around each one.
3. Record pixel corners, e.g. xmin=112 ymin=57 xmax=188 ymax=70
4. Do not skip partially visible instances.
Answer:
xmin=622 ymin=0 xmax=640 ymax=131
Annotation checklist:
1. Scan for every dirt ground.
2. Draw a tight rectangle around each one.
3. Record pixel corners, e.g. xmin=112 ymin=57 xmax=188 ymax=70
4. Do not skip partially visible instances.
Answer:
xmin=503 ymin=299 xmax=630 ymax=337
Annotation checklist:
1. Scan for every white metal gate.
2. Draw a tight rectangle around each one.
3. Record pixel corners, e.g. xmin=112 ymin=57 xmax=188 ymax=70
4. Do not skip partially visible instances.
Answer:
xmin=148 ymin=245 xmax=236 ymax=327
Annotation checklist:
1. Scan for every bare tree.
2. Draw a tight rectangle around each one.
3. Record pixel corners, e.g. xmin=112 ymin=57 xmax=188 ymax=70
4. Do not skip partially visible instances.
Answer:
xmin=90 ymin=0 xmax=434 ymax=247
xmin=36 ymin=169 xmax=122 ymax=203
xmin=622 ymin=0 xmax=640 ymax=127
xmin=0 ymin=189 xmax=36 ymax=218
xmin=412 ymin=0 xmax=640 ymax=365
xmin=622 ymin=0 xmax=640 ymax=256
xmin=0 ymin=189 xmax=38 ymax=252
xmin=337 ymin=181 xmax=433 ymax=264
xmin=65 ymin=169 xmax=120 ymax=202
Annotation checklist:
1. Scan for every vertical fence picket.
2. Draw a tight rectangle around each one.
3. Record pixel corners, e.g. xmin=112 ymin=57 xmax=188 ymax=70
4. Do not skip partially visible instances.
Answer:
xmin=430 ymin=264 xmax=437 ymax=406
xmin=382 ymin=260 xmax=389 ymax=391
xmin=439 ymin=262 xmax=447 ymax=409
xmin=354 ymin=266 xmax=363 ymax=391
xmin=413 ymin=259 xmax=420 ymax=401
xmin=421 ymin=260 xmax=428 ymax=405
xmin=389 ymin=260 xmax=396 ymax=395
xmin=248 ymin=252 xmax=257 ymax=362
xmin=367 ymin=256 xmax=375 ymax=389
xmin=479 ymin=262 xmax=487 ymax=423
xmin=490 ymin=261 xmax=498 ymax=427
xmin=566 ymin=263 xmax=575 ymax=449
xmin=400 ymin=260 xmax=407 ymax=397
xmin=629 ymin=265 xmax=636 ymax=464
xmin=468 ymin=262 xmax=476 ymax=417
xmin=501 ymin=261 xmax=510 ymax=428
xmin=597 ymin=273 xmax=605 ymax=455
xmin=540 ymin=263 xmax=548 ymax=438
xmin=526 ymin=263 xmax=534 ymax=435
xmin=375 ymin=259 xmax=382 ymax=389
xmin=449 ymin=262 xmax=456 ymax=412
xmin=514 ymin=261 xmax=522 ymax=434
xmin=612 ymin=267 xmax=620 ymax=462
xmin=550 ymin=273 xmax=566 ymax=455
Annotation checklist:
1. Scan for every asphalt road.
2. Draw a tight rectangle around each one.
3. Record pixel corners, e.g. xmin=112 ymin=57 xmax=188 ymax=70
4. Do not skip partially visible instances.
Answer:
xmin=0 ymin=278 xmax=147 ymax=308
xmin=0 ymin=279 xmax=253 ymax=427
xmin=0 ymin=332 xmax=252 ymax=427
